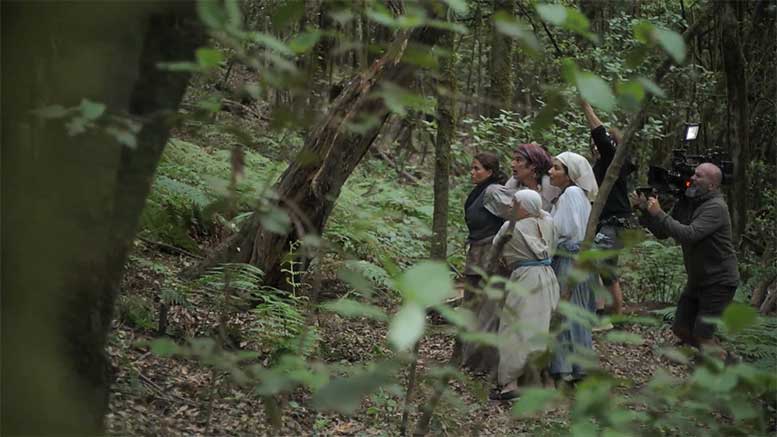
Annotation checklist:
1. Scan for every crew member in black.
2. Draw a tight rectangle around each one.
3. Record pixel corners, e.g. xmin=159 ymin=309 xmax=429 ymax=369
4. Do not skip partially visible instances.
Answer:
xmin=581 ymin=101 xmax=637 ymax=315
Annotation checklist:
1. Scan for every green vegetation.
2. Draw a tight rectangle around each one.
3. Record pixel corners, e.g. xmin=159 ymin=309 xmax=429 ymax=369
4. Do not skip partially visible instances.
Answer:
xmin=5 ymin=0 xmax=776 ymax=435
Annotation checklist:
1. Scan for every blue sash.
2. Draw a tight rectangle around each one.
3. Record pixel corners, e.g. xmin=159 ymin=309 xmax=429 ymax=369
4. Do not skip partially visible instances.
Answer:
xmin=511 ymin=258 xmax=552 ymax=270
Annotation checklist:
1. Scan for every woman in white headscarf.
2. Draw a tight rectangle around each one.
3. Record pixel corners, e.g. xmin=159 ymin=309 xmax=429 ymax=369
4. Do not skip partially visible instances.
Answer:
xmin=489 ymin=189 xmax=560 ymax=401
xmin=547 ymin=151 xmax=599 ymax=384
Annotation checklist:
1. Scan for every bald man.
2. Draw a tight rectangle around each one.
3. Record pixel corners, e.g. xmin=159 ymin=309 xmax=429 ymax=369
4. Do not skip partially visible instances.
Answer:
xmin=639 ymin=163 xmax=739 ymax=353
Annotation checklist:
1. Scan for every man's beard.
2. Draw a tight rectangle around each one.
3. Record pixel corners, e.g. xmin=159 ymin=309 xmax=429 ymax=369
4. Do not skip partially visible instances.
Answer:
xmin=685 ymin=184 xmax=709 ymax=198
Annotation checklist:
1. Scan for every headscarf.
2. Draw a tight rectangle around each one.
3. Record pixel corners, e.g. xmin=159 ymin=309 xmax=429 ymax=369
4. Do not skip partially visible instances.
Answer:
xmin=513 ymin=189 xmax=551 ymax=219
xmin=515 ymin=143 xmax=553 ymax=178
xmin=556 ymin=151 xmax=599 ymax=202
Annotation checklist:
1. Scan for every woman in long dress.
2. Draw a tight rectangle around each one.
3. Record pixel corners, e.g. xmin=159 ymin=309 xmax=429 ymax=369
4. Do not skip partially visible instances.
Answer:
xmin=457 ymin=152 xmax=508 ymax=373
xmin=490 ymin=189 xmax=560 ymax=400
xmin=547 ymin=151 xmax=599 ymax=384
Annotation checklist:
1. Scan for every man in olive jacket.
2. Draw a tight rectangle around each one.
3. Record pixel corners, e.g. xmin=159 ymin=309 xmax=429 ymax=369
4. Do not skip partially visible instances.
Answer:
xmin=639 ymin=163 xmax=739 ymax=351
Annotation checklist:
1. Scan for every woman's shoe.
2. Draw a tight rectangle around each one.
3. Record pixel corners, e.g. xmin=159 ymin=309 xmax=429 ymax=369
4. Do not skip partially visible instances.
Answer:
xmin=488 ymin=389 xmax=521 ymax=401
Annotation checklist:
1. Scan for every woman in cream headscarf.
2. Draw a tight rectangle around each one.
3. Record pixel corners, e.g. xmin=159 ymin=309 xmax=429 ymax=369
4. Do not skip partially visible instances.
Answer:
xmin=547 ymin=151 xmax=598 ymax=385
xmin=489 ymin=189 xmax=560 ymax=401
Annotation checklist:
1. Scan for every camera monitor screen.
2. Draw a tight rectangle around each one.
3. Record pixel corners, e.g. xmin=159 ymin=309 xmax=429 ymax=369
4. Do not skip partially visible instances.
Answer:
xmin=685 ymin=124 xmax=700 ymax=141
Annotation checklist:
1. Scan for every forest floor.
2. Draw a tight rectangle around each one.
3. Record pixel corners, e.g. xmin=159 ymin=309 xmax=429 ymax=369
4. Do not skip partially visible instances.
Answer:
xmin=106 ymin=243 xmax=690 ymax=436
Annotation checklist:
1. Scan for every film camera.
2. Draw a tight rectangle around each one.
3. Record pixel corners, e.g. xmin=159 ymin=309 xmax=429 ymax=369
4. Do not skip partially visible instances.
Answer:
xmin=637 ymin=123 xmax=734 ymax=198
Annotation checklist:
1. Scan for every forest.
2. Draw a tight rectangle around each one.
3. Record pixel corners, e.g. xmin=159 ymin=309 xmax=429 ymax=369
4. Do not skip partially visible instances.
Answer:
xmin=2 ymin=0 xmax=776 ymax=435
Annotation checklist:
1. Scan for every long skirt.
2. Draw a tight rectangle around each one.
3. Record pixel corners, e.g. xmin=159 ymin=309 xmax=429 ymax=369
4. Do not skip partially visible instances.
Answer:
xmin=457 ymin=238 xmax=505 ymax=376
xmin=550 ymin=243 xmax=597 ymax=380
xmin=497 ymin=265 xmax=559 ymax=386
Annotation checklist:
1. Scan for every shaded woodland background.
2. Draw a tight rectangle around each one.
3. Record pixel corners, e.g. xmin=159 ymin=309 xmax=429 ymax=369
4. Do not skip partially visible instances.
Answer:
xmin=2 ymin=0 xmax=776 ymax=435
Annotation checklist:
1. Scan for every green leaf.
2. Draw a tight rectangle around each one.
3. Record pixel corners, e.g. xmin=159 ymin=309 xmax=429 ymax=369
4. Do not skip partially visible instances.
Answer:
xmin=633 ymin=20 xmax=654 ymax=44
xmin=722 ymin=303 xmax=758 ymax=334
xmin=576 ymin=72 xmax=615 ymax=112
xmin=531 ymin=90 xmax=564 ymax=132
xmin=625 ymin=45 xmax=650 ymax=69
xmin=394 ymin=261 xmax=454 ymax=306
xmin=605 ymin=330 xmax=644 ymax=345
xmin=322 ymin=299 xmax=388 ymax=321
xmin=312 ymin=368 xmax=394 ymax=414
xmin=563 ymin=9 xmax=592 ymax=35
xmin=224 ymin=0 xmax=242 ymax=30
xmin=197 ymin=0 xmax=228 ymax=29
xmin=442 ymin=0 xmax=468 ymax=14
xmin=536 ymin=5 xmax=593 ymax=40
xmin=636 ymin=77 xmax=666 ymax=98
xmin=249 ymin=32 xmax=294 ymax=56
xmin=80 ymin=99 xmax=106 ymax=120
xmin=258 ymin=206 xmax=291 ymax=234
xmin=560 ymin=58 xmax=577 ymax=83
xmin=512 ymin=388 xmax=561 ymax=416
xmin=65 ymin=117 xmax=88 ymax=136
xmin=396 ymin=13 xmax=426 ymax=29
xmin=658 ymin=347 xmax=690 ymax=364
xmin=388 ymin=304 xmax=425 ymax=351
xmin=494 ymin=12 xmax=540 ymax=53
xmin=458 ymin=331 xmax=501 ymax=347
xmin=366 ymin=3 xmax=397 ymax=28
xmin=432 ymin=305 xmax=476 ymax=330
xmin=654 ymin=27 xmax=686 ymax=64
xmin=730 ymin=398 xmax=759 ymax=421
xmin=156 ymin=61 xmax=201 ymax=72
xmin=105 ymin=126 xmax=137 ymax=149
xmin=196 ymin=48 xmax=224 ymax=69
xmin=32 ymin=104 xmax=69 ymax=119
xmin=571 ymin=421 xmax=598 ymax=437
xmin=713 ymin=371 xmax=738 ymax=392
xmin=536 ymin=4 xmax=566 ymax=26
xmin=149 ymin=338 xmax=179 ymax=357
xmin=616 ymin=80 xmax=645 ymax=111
xmin=271 ymin=0 xmax=305 ymax=29
xmin=426 ymin=19 xmax=468 ymax=35
xmin=329 ymin=9 xmax=355 ymax=25
xmin=288 ymin=30 xmax=321 ymax=54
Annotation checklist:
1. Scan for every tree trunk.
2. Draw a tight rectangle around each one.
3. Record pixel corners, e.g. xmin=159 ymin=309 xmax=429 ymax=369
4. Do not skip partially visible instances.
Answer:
xmin=430 ymin=17 xmax=457 ymax=262
xmin=1 ymin=2 xmax=203 ymax=434
xmin=187 ymin=22 xmax=445 ymax=288
xmin=759 ymin=279 xmax=777 ymax=315
xmin=487 ymin=0 xmax=515 ymax=116
xmin=751 ymin=273 xmax=777 ymax=308
xmin=720 ymin=1 xmax=750 ymax=242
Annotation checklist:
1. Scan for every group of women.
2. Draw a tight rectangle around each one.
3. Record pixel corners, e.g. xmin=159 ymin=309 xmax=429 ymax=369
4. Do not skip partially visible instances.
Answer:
xmin=459 ymin=144 xmax=599 ymax=401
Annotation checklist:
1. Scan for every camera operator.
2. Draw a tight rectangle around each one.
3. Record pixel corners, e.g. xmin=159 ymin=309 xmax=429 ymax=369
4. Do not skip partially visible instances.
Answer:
xmin=638 ymin=163 xmax=739 ymax=354
xmin=581 ymin=101 xmax=637 ymax=315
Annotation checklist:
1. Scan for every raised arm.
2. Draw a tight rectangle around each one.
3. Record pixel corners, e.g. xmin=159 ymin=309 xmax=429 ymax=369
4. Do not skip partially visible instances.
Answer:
xmin=581 ymin=100 xmax=603 ymax=129
xmin=581 ymin=100 xmax=616 ymax=160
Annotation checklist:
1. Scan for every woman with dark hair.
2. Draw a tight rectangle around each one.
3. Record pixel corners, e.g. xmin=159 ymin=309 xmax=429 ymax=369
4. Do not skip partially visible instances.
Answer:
xmin=457 ymin=151 xmax=510 ymax=374
xmin=462 ymin=152 xmax=508 ymax=290
xmin=546 ymin=151 xmax=599 ymax=385
xmin=509 ymin=143 xmax=560 ymax=211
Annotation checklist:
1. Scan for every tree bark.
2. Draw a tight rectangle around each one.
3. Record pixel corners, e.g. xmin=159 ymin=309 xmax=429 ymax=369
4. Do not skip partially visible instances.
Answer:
xmin=186 ymin=20 xmax=445 ymax=288
xmin=1 ymin=2 xmax=203 ymax=434
xmin=430 ymin=27 xmax=457 ymax=261
xmin=487 ymin=0 xmax=515 ymax=116
xmin=759 ymin=279 xmax=777 ymax=315
xmin=720 ymin=0 xmax=750 ymax=242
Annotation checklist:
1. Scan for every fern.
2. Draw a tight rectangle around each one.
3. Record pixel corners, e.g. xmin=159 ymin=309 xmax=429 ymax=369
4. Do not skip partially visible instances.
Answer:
xmin=197 ymin=263 xmax=313 ymax=357
xmin=724 ymin=316 xmax=777 ymax=370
